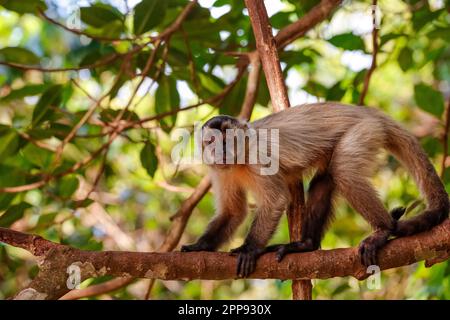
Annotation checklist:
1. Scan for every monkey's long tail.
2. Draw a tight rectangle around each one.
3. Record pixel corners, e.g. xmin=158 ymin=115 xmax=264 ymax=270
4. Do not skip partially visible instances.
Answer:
xmin=384 ymin=119 xmax=449 ymax=237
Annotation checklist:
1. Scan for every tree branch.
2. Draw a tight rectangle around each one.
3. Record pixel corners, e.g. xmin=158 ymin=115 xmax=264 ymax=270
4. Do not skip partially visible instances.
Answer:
xmin=245 ymin=0 xmax=290 ymax=112
xmin=1 ymin=219 xmax=449 ymax=299
xmin=441 ymin=97 xmax=450 ymax=178
xmin=359 ymin=0 xmax=379 ymax=105
xmin=274 ymin=0 xmax=342 ymax=49
xmin=245 ymin=0 xmax=312 ymax=300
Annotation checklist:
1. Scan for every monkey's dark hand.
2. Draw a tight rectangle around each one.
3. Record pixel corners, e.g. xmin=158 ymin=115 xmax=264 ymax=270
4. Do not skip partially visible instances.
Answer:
xmin=181 ymin=241 xmax=215 ymax=252
xmin=230 ymin=243 xmax=264 ymax=278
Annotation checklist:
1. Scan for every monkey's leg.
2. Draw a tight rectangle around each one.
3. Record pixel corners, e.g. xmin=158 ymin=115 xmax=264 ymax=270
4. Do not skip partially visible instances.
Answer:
xmin=231 ymin=205 xmax=286 ymax=277
xmin=340 ymin=182 xmax=393 ymax=266
xmin=274 ymin=172 xmax=336 ymax=262
xmin=330 ymin=120 xmax=396 ymax=267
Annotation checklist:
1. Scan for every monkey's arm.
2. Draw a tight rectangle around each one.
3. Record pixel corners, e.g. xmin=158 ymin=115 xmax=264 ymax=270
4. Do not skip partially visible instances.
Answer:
xmin=231 ymin=205 xmax=285 ymax=277
xmin=181 ymin=181 xmax=247 ymax=252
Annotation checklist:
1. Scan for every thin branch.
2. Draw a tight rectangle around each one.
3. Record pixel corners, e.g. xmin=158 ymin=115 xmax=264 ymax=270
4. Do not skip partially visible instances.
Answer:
xmin=359 ymin=0 xmax=379 ymax=105
xmin=238 ymin=52 xmax=261 ymax=120
xmin=53 ymin=63 xmax=128 ymax=166
xmin=38 ymin=8 xmax=137 ymax=42
xmin=275 ymin=0 xmax=343 ymax=49
xmin=60 ymin=277 xmax=134 ymax=300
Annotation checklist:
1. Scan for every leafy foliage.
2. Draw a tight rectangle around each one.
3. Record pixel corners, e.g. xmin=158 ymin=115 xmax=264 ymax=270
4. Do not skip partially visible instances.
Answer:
xmin=0 ymin=0 xmax=449 ymax=300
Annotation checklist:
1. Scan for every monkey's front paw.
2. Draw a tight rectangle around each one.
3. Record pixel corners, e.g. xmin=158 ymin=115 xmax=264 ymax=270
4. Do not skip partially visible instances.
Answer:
xmin=358 ymin=240 xmax=379 ymax=267
xmin=181 ymin=242 xmax=214 ymax=252
xmin=230 ymin=244 xmax=263 ymax=277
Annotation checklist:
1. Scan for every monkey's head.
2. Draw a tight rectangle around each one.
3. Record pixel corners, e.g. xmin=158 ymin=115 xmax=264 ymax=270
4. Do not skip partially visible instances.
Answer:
xmin=201 ymin=115 xmax=249 ymax=169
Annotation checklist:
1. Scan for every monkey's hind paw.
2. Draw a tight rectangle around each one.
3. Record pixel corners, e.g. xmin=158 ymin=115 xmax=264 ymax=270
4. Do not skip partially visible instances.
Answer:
xmin=358 ymin=241 xmax=378 ymax=267
xmin=181 ymin=242 xmax=214 ymax=252
xmin=390 ymin=206 xmax=406 ymax=221
xmin=273 ymin=239 xmax=315 ymax=262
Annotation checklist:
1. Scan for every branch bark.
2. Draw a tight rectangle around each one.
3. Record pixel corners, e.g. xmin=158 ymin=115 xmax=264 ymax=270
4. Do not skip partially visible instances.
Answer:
xmin=244 ymin=0 xmax=311 ymax=300
xmin=274 ymin=0 xmax=342 ymax=49
xmin=359 ymin=0 xmax=379 ymax=105
xmin=245 ymin=0 xmax=289 ymax=112
xmin=2 ymin=219 xmax=449 ymax=299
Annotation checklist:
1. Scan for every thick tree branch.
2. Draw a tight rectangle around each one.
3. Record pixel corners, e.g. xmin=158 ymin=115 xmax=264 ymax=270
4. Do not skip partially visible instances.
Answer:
xmin=1 ymin=219 xmax=449 ymax=299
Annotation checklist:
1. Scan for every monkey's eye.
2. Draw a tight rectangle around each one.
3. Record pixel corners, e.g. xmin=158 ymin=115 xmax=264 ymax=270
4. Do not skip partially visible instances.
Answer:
xmin=205 ymin=136 xmax=216 ymax=145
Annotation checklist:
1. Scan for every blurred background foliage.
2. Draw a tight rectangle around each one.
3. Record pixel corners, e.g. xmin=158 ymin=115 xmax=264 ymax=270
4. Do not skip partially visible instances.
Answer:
xmin=0 ymin=0 xmax=450 ymax=300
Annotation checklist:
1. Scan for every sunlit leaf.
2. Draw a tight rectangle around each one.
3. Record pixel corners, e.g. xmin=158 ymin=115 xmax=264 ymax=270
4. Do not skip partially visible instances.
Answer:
xmin=414 ymin=83 xmax=445 ymax=117
xmin=56 ymin=175 xmax=79 ymax=198
xmin=21 ymin=143 xmax=54 ymax=168
xmin=0 ymin=202 xmax=32 ymax=227
xmin=155 ymin=76 xmax=180 ymax=132
xmin=80 ymin=4 xmax=123 ymax=28
xmin=32 ymin=85 xmax=64 ymax=127
xmin=0 ymin=0 xmax=46 ymax=14
xmin=0 ymin=126 xmax=19 ymax=162
xmin=140 ymin=142 xmax=158 ymax=178
xmin=0 ymin=47 xmax=39 ymax=64
xmin=133 ymin=0 xmax=168 ymax=35
xmin=0 ymin=84 xmax=48 ymax=102
xmin=328 ymin=33 xmax=365 ymax=51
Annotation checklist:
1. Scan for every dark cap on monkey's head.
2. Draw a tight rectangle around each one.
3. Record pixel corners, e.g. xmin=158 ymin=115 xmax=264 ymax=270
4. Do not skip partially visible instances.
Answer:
xmin=202 ymin=115 xmax=245 ymax=132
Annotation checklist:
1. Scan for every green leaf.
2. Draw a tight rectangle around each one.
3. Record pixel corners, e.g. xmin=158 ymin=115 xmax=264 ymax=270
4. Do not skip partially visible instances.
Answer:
xmin=380 ymin=33 xmax=405 ymax=47
xmin=412 ymin=7 xmax=444 ymax=31
xmin=155 ymin=76 xmax=180 ymax=132
xmin=134 ymin=0 xmax=168 ymax=35
xmin=0 ymin=126 xmax=20 ymax=162
xmin=84 ymin=20 xmax=126 ymax=39
xmin=428 ymin=27 xmax=450 ymax=42
xmin=140 ymin=142 xmax=158 ymax=178
xmin=32 ymin=85 xmax=63 ymax=127
xmin=0 ymin=0 xmax=47 ymax=14
xmin=0 ymin=84 xmax=48 ymax=102
xmin=56 ymin=175 xmax=79 ymax=198
xmin=271 ymin=11 xmax=292 ymax=29
xmin=0 ymin=47 xmax=39 ymax=64
xmin=100 ymin=109 xmax=140 ymax=123
xmin=326 ymin=82 xmax=346 ymax=101
xmin=35 ymin=212 xmax=58 ymax=229
xmin=0 ymin=202 xmax=32 ymax=227
xmin=398 ymin=46 xmax=413 ymax=72
xmin=219 ymin=76 xmax=246 ymax=115
xmin=21 ymin=143 xmax=54 ymax=168
xmin=328 ymin=33 xmax=365 ymax=51
xmin=197 ymin=72 xmax=225 ymax=96
xmin=80 ymin=4 xmax=123 ymax=28
xmin=414 ymin=84 xmax=445 ymax=117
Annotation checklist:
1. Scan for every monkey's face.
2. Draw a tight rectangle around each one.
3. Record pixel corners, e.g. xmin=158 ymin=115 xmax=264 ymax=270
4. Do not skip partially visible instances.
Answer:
xmin=201 ymin=115 xmax=248 ymax=169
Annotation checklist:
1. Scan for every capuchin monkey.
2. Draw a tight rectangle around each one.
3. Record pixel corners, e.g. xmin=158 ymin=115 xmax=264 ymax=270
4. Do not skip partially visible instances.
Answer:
xmin=181 ymin=103 xmax=449 ymax=277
